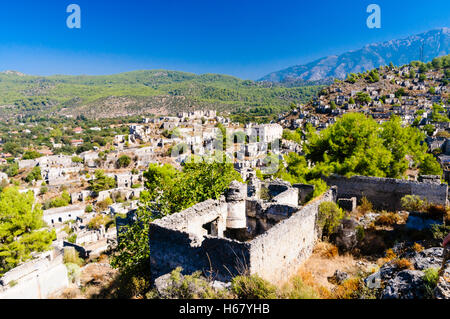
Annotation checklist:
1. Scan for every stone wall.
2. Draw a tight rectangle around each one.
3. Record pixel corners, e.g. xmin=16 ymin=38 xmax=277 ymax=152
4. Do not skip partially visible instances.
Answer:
xmin=149 ymin=220 xmax=250 ymax=282
xmin=0 ymin=250 xmax=68 ymax=299
xmin=272 ymin=188 xmax=298 ymax=206
xmin=293 ymin=184 xmax=315 ymax=204
xmin=248 ymin=188 xmax=336 ymax=284
xmin=149 ymin=184 xmax=338 ymax=285
xmin=325 ymin=175 xmax=448 ymax=210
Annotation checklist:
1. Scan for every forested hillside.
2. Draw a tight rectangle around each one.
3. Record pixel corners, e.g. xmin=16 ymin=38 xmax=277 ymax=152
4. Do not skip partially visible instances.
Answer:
xmin=0 ymin=70 xmax=322 ymax=122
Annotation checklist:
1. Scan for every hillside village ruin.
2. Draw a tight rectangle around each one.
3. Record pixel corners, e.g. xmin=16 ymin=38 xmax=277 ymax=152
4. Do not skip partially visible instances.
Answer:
xmin=0 ymin=62 xmax=450 ymax=299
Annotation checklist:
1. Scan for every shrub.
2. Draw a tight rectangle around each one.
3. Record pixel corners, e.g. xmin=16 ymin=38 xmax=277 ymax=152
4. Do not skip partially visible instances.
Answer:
xmin=281 ymin=276 xmax=319 ymax=299
xmin=67 ymin=234 xmax=77 ymax=244
xmin=393 ymin=258 xmax=413 ymax=270
xmin=413 ymin=242 xmax=424 ymax=253
xmin=313 ymin=242 xmax=339 ymax=258
xmin=357 ymin=196 xmax=373 ymax=215
xmin=375 ymin=211 xmax=400 ymax=226
xmin=331 ymin=278 xmax=361 ymax=299
xmin=116 ymin=155 xmax=131 ymax=168
xmin=63 ymin=248 xmax=83 ymax=267
xmin=401 ymin=195 xmax=427 ymax=212
xmin=423 ymin=268 xmax=440 ymax=298
xmin=40 ymin=186 xmax=48 ymax=195
xmin=66 ymin=263 xmax=81 ymax=284
xmin=25 ymin=166 xmax=42 ymax=183
xmin=231 ymin=275 xmax=278 ymax=299
xmin=88 ymin=214 xmax=112 ymax=230
xmin=318 ymin=202 xmax=345 ymax=237
xmin=430 ymin=224 xmax=450 ymax=241
xmin=71 ymin=156 xmax=83 ymax=163
xmin=96 ymin=197 xmax=113 ymax=211
xmin=85 ymin=205 xmax=93 ymax=213
xmin=161 ymin=268 xmax=216 ymax=299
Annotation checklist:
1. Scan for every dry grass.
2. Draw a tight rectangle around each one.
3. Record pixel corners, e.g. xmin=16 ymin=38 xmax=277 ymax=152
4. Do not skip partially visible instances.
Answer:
xmin=57 ymin=287 xmax=83 ymax=299
xmin=292 ymin=241 xmax=363 ymax=296
xmin=413 ymin=242 xmax=424 ymax=253
xmin=377 ymin=248 xmax=397 ymax=266
xmin=393 ymin=258 xmax=413 ymax=270
xmin=313 ymin=242 xmax=339 ymax=259
xmin=375 ymin=211 xmax=401 ymax=227
xmin=357 ymin=196 xmax=373 ymax=216
xmin=330 ymin=278 xmax=361 ymax=299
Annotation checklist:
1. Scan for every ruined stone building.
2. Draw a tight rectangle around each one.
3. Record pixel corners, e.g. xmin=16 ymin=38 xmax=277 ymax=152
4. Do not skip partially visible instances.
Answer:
xmin=149 ymin=180 xmax=337 ymax=284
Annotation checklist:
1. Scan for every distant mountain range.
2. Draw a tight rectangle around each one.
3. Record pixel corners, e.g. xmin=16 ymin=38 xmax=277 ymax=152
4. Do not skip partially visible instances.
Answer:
xmin=260 ymin=27 xmax=449 ymax=85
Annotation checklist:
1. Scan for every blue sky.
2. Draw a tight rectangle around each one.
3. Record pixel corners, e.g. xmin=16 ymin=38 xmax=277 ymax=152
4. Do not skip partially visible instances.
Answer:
xmin=0 ymin=0 xmax=448 ymax=79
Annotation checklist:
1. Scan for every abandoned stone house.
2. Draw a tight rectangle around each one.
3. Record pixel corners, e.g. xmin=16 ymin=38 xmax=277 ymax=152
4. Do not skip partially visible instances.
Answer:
xmin=43 ymin=205 xmax=85 ymax=226
xmin=149 ymin=180 xmax=337 ymax=284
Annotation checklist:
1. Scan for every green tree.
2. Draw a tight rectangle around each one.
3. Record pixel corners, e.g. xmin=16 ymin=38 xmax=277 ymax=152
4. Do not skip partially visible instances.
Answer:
xmin=303 ymin=113 xmax=432 ymax=179
xmin=89 ymin=170 xmax=117 ymax=194
xmin=117 ymin=155 xmax=132 ymax=168
xmin=0 ymin=187 xmax=55 ymax=275
xmin=419 ymin=154 xmax=443 ymax=176
xmin=355 ymin=92 xmax=371 ymax=105
xmin=304 ymin=113 xmax=392 ymax=177
xmin=22 ymin=151 xmax=43 ymax=160
xmin=25 ymin=166 xmax=42 ymax=183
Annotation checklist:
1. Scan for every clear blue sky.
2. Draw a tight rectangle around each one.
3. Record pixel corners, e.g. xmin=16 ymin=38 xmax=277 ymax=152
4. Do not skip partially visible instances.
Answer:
xmin=0 ymin=0 xmax=448 ymax=79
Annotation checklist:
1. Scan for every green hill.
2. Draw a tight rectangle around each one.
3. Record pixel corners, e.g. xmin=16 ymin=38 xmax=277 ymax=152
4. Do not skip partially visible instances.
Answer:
xmin=0 ymin=70 xmax=322 ymax=122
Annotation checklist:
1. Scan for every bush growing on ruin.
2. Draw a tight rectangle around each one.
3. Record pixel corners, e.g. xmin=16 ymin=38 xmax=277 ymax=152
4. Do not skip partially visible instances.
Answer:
xmin=71 ymin=156 xmax=83 ymax=164
xmin=116 ymin=155 xmax=131 ymax=168
xmin=88 ymin=214 xmax=112 ymax=230
xmin=318 ymin=202 xmax=345 ymax=237
xmin=96 ymin=197 xmax=113 ymax=211
xmin=231 ymin=275 xmax=278 ymax=299
xmin=43 ymin=190 xmax=71 ymax=209
xmin=357 ymin=196 xmax=373 ymax=215
xmin=375 ymin=211 xmax=401 ymax=226
xmin=89 ymin=170 xmax=117 ymax=194
xmin=63 ymin=248 xmax=83 ymax=267
xmin=24 ymin=166 xmax=42 ymax=183
xmin=401 ymin=195 xmax=427 ymax=212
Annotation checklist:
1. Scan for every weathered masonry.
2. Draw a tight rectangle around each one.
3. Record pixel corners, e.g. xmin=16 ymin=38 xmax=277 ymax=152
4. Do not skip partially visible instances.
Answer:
xmin=324 ymin=174 xmax=448 ymax=211
xmin=149 ymin=180 xmax=337 ymax=285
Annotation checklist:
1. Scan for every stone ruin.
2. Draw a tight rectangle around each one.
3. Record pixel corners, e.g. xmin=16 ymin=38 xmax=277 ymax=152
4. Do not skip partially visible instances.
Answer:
xmin=149 ymin=180 xmax=337 ymax=285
